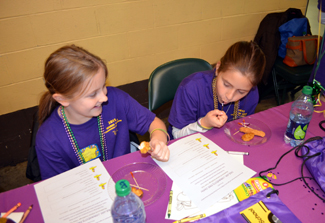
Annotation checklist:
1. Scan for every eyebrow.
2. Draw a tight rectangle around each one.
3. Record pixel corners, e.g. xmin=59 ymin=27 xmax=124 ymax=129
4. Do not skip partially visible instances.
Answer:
xmin=223 ymin=79 xmax=250 ymax=92
xmin=87 ymin=83 xmax=106 ymax=96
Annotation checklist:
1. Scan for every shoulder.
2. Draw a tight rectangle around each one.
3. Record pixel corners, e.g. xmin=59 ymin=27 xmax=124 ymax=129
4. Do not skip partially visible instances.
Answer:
xmin=181 ymin=70 xmax=214 ymax=84
xmin=106 ymin=86 xmax=129 ymax=98
xmin=36 ymin=107 xmax=64 ymax=143
xmin=178 ymin=69 xmax=215 ymax=93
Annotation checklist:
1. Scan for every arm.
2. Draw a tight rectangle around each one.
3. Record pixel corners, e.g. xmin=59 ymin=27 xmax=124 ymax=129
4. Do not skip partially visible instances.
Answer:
xmin=171 ymin=110 xmax=228 ymax=139
xmin=148 ymin=117 xmax=170 ymax=162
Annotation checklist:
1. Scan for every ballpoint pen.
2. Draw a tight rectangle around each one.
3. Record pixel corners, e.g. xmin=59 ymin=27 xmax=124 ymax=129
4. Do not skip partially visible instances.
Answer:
xmin=227 ymin=151 xmax=249 ymax=155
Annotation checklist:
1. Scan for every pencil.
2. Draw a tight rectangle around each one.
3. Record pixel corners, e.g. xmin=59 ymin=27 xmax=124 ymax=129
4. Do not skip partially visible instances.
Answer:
xmin=167 ymin=190 xmax=173 ymax=218
xmin=173 ymin=213 xmax=206 ymax=223
xmin=19 ymin=205 xmax=33 ymax=223
xmin=2 ymin=202 xmax=21 ymax=218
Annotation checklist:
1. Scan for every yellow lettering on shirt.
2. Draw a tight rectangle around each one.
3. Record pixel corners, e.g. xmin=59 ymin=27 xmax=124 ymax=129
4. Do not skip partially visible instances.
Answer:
xmin=104 ymin=118 xmax=122 ymax=134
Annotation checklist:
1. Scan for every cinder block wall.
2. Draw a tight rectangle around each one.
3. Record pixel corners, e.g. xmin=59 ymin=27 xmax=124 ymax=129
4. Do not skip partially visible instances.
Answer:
xmin=0 ymin=0 xmax=307 ymax=115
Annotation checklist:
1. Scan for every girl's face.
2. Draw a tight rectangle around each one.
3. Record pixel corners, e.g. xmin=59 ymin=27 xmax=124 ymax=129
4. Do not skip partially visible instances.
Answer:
xmin=215 ymin=68 xmax=253 ymax=105
xmin=63 ymin=67 xmax=108 ymax=124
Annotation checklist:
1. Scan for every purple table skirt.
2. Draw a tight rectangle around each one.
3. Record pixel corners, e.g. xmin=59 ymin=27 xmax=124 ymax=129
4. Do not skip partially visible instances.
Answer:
xmin=1 ymin=102 xmax=324 ymax=222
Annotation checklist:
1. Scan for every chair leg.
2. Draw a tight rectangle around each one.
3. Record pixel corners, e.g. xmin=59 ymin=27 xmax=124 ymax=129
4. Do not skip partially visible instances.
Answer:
xmin=281 ymin=87 xmax=287 ymax=105
xmin=272 ymin=68 xmax=280 ymax=106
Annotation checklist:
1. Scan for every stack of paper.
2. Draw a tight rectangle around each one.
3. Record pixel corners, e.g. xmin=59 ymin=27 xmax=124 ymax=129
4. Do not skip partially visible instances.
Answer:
xmin=154 ymin=133 xmax=256 ymax=219
xmin=34 ymin=159 xmax=113 ymax=223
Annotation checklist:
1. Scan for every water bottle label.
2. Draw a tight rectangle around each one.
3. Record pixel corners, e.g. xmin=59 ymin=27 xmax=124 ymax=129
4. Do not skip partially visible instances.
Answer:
xmin=285 ymin=120 xmax=309 ymax=140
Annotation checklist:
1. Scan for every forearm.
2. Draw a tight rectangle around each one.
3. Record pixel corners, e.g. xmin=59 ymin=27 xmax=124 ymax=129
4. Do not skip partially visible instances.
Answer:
xmin=148 ymin=117 xmax=168 ymax=143
xmin=172 ymin=121 xmax=209 ymax=139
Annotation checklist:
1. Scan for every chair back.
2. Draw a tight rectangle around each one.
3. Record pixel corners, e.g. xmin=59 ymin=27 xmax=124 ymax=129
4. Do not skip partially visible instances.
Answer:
xmin=148 ymin=58 xmax=212 ymax=111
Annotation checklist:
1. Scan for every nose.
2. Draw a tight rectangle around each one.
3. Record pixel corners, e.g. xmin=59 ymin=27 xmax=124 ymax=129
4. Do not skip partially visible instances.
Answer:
xmin=225 ymin=89 xmax=236 ymax=102
xmin=99 ymin=90 xmax=108 ymax=103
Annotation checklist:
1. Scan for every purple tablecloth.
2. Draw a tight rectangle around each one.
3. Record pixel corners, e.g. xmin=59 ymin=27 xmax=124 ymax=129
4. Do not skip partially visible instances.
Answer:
xmin=1 ymin=102 xmax=324 ymax=222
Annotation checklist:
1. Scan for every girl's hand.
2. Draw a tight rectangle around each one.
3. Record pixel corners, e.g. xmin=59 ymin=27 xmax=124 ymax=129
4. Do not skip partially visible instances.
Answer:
xmin=148 ymin=138 xmax=170 ymax=162
xmin=201 ymin=110 xmax=228 ymax=129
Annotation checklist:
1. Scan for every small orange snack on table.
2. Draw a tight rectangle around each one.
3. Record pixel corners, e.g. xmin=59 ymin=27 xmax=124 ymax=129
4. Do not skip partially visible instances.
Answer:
xmin=241 ymin=133 xmax=255 ymax=142
xmin=131 ymin=186 xmax=144 ymax=198
xmin=239 ymin=127 xmax=266 ymax=138
xmin=139 ymin=141 xmax=151 ymax=154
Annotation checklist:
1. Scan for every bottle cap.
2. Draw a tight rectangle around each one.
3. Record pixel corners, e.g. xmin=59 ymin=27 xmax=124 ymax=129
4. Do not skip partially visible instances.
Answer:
xmin=302 ymin=85 xmax=313 ymax=95
xmin=115 ymin=179 xmax=131 ymax=197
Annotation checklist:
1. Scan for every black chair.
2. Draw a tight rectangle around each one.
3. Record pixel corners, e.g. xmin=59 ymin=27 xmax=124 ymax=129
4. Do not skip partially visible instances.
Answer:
xmin=271 ymin=56 xmax=314 ymax=105
xmin=148 ymin=58 xmax=213 ymax=111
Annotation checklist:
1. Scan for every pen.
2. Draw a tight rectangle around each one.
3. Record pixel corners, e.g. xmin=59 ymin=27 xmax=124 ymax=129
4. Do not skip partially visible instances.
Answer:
xmin=2 ymin=202 xmax=21 ymax=218
xmin=173 ymin=213 xmax=206 ymax=223
xmin=227 ymin=151 xmax=249 ymax=155
xmin=167 ymin=190 xmax=173 ymax=218
xmin=19 ymin=205 xmax=33 ymax=223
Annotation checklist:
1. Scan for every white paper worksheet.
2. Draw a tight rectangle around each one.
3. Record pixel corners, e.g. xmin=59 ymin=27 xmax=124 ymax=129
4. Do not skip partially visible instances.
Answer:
xmin=165 ymin=154 xmax=244 ymax=220
xmin=155 ymin=133 xmax=256 ymax=211
xmin=34 ymin=159 xmax=113 ymax=223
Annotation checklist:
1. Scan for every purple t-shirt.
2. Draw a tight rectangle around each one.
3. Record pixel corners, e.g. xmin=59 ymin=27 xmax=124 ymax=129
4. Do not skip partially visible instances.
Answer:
xmin=168 ymin=70 xmax=259 ymax=139
xmin=36 ymin=87 xmax=155 ymax=179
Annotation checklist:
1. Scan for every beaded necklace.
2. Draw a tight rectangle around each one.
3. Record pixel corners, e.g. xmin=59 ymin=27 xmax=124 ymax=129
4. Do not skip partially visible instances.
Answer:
xmin=59 ymin=106 xmax=108 ymax=164
xmin=212 ymin=76 xmax=239 ymax=120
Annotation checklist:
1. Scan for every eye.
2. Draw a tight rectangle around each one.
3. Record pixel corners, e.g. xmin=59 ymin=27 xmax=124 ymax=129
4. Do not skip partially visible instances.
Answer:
xmin=88 ymin=92 xmax=97 ymax=98
xmin=223 ymin=81 xmax=230 ymax=87
xmin=237 ymin=90 xmax=246 ymax=95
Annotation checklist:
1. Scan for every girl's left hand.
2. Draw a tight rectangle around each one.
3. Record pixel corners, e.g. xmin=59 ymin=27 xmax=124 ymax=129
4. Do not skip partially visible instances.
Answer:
xmin=148 ymin=139 xmax=170 ymax=161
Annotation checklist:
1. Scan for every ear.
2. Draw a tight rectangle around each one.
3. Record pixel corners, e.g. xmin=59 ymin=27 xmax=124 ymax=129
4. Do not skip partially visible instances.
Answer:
xmin=52 ymin=93 xmax=70 ymax=107
xmin=215 ymin=62 xmax=221 ymax=76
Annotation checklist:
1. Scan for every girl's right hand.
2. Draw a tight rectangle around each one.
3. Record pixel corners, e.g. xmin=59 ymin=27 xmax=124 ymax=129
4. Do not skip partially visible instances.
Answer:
xmin=201 ymin=110 xmax=228 ymax=129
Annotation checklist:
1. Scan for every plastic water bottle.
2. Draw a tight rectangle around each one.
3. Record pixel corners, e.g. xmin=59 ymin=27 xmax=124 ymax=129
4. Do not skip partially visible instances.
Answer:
xmin=284 ymin=86 xmax=314 ymax=147
xmin=111 ymin=179 xmax=146 ymax=223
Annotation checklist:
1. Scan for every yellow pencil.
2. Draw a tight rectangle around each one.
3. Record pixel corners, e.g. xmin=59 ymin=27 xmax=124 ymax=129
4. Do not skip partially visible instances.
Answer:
xmin=168 ymin=190 xmax=173 ymax=218
xmin=173 ymin=213 xmax=206 ymax=223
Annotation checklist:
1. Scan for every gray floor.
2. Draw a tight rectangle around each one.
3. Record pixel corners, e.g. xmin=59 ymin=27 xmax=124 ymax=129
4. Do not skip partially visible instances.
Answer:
xmin=0 ymin=92 xmax=293 ymax=193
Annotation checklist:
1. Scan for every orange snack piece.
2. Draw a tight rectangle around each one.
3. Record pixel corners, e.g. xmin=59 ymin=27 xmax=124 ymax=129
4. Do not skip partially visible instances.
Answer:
xmin=139 ymin=141 xmax=151 ymax=154
xmin=239 ymin=127 xmax=265 ymax=138
xmin=241 ymin=133 xmax=255 ymax=142
xmin=131 ymin=186 xmax=144 ymax=198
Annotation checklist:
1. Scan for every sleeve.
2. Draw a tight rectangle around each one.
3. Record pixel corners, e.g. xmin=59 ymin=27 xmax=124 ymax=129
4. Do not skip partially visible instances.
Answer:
xmin=116 ymin=88 xmax=156 ymax=135
xmin=168 ymin=82 xmax=200 ymax=129
xmin=35 ymin=130 xmax=71 ymax=180
xmin=172 ymin=122 xmax=209 ymax=139
xmin=244 ymin=87 xmax=259 ymax=116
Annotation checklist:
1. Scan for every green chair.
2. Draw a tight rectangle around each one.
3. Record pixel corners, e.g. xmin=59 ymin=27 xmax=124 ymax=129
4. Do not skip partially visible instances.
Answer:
xmin=148 ymin=58 xmax=213 ymax=111
xmin=272 ymin=56 xmax=313 ymax=105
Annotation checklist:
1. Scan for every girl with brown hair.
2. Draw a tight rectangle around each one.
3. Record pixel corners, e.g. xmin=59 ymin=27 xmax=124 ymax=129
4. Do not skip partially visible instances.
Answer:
xmin=168 ymin=41 xmax=266 ymax=139
xmin=36 ymin=45 xmax=170 ymax=179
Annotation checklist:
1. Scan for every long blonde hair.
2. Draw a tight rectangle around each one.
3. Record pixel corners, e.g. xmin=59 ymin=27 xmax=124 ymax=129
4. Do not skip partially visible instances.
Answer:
xmin=39 ymin=45 xmax=108 ymax=124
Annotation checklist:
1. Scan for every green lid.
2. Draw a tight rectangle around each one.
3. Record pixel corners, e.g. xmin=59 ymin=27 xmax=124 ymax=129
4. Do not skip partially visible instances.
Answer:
xmin=115 ymin=179 xmax=131 ymax=197
xmin=302 ymin=86 xmax=313 ymax=95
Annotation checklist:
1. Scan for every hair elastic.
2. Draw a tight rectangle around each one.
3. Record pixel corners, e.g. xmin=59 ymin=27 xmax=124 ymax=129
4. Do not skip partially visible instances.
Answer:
xmin=197 ymin=118 xmax=213 ymax=130
xmin=150 ymin=128 xmax=170 ymax=143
